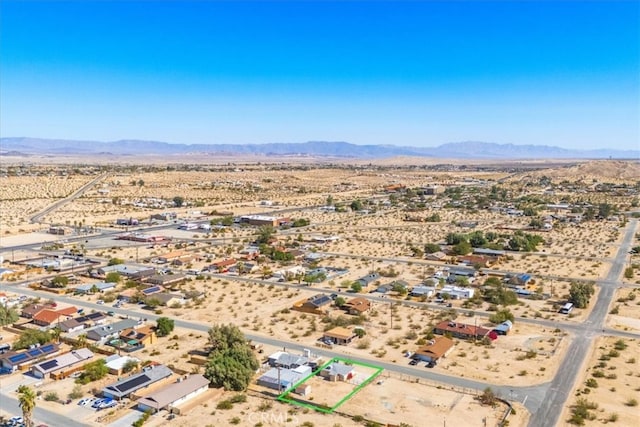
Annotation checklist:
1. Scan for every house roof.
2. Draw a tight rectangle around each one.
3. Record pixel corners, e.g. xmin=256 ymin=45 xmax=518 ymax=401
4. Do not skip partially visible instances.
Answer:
xmin=86 ymin=319 xmax=139 ymax=340
xmin=344 ymin=297 xmax=371 ymax=313
xmin=305 ymin=294 xmax=332 ymax=308
xmin=137 ymin=374 xmax=209 ymax=410
xmin=21 ymin=304 xmax=50 ymax=318
xmin=59 ymin=318 xmax=84 ymax=331
xmin=434 ymin=320 xmax=491 ymax=337
xmin=75 ymin=311 xmax=106 ymax=324
xmin=323 ymin=327 xmax=355 ymax=340
xmin=259 ymin=367 xmax=305 ymax=388
xmin=33 ymin=307 xmax=76 ymax=324
xmin=103 ymin=364 xmax=173 ymax=398
xmin=152 ymin=293 xmax=184 ymax=304
xmin=32 ymin=348 xmax=93 ymax=375
xmin=322 ymin=362 xmax=354 ymax=377
xmin=356 ymin=273 xmax=380 ymax=285
xmin=414 ymin=336 xmax=455 ymax=359
xmin=105 ymin=355 xmax=140 ymax=371
xmin=1 ymin=343 xmax=59 ymax=367
xmin=75 ymin=282 xmax=115 ymax=293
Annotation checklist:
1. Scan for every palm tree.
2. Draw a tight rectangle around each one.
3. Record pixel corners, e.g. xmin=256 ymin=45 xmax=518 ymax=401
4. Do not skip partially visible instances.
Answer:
xmin=17 ymin=385 xmax=36 ymax=427
xmin=73 ymin=334 xmax=88 ymax=350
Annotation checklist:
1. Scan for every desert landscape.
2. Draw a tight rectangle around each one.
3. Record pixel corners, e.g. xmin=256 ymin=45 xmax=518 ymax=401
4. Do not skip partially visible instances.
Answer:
xmin=0 ymin=157 xmax=638 ymax=427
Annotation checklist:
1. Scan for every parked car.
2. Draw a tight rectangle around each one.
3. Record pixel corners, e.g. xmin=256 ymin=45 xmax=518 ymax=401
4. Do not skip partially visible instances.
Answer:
xmin=78 ymin=398 xmax=93 ymax=406
xmin=96 ymin=300 xmax=104 ymax=305
xmin=409 ymin=359 xmax=418 ymax=366
xmin=91 ymin=398 xmax=106 ymax=408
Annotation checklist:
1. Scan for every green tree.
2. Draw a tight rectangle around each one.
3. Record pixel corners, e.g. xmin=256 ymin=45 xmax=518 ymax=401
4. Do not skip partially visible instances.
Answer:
xmin=452 ymin=241 xmax=472 ymax=255
xmin=0 ymin=305 xmax=19 ymax=326
xmin=122 ymin=359 xmax=139 ymax=374
xmin=219 ymin=216 xmax=234 ymax=226
xmin=204 ymin=324 xmax=259 ymax=391
xmin=424 ymin=243 xmax=441 ymax=254
xmin=50 ymin=276 xmax=69 ymax=288
xmin=156 ymin=317 xmax=175 ymax=337
xmin=489 ymin=309 xmax=514 ymax=324
xmin=108 ymin=257 xmax=124 ymax=266
xmin=469 ymin=231 xmax=487 ymax=248
xmin=13 ymin=330 xmax=51 ymax=350
xmin=446 ymin=233 xmax=467 ymax=245
xmin=350 ymin=199 xmax=363 ymax=211
xmin=569 ymin=282 xmax=595 ymax=308
xmin=598 ymin=203 xmax=613 ymax=218
xmin=256 ymin=225 xmax=275 ymax=244
xmin=350 ymin=282 xmax=363 ymax=293
xmin=624 ymin=267 xmax=634 ymax=279
xmin=145 ymin=297 xmax=162 ymax=308
xmin=17 ymin=385 xmax=36 ymax=427
xmin=334 ymin=296 xmax=346 ymax=307
xmin=105 ymin=272 xmax=121 ymax=283
xmin=173 ymin=196 xmax=185 ymax=207
xmin=76 ymin=360 xmax=108 ymax=384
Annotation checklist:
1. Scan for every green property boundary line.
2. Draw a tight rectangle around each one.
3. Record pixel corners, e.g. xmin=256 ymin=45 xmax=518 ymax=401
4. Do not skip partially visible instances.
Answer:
xmin=276 ymin=356 xmax=384 ymax=413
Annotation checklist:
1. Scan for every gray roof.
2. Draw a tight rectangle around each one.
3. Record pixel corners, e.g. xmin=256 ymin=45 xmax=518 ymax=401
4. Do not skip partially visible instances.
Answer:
xmin=32 ymin=348 xmax=93 ymax=375
xmin=137 ymin=374 xmax=209 ymax=411
xmin=276 ymin=353 xmax=309 ymax=368
xmin=86 ymin=319 xmax=139 ymax=341
xmin=259 ymin=368 xmax=305 ymax=388
xmin=103 ymin=364 xmax=173 ymax=398
xmin=322 ymin=362 xmax=354 ymax=377
xmin=75 ymin=282 xmax=115 ymax=293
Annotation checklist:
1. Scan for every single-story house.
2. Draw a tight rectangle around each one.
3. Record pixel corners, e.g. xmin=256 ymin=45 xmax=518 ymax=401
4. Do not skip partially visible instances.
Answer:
xmin=21 ymin=303 xmax=54 ymax=319
xmin=409 ymin=286 xmax=435 ymax=298
xmin=59 ymin=318 xmax=85 ymax=333
xmin=208 ymin=258 xmax=237 ymax=273
xmin=433 ymin=321 xmax=495 ymax=341
xmin=137 ymin=374 xmax=209 ymax=413
xmin=31 ymin=348 xmax=94 ymax=379
xmin=292 ymin=294 xmax=333 ymax=315
xmin=74 ymin=282 xmax=116 ymax=294
xmin=0 ymin=343 xmax=59 ymax=372
xmin=439 ymin=285 xmax=475 ymax=300
xmin=74 ymin=311 xmax=107 ymax=326
xmin=510 ymin=274 xmax=533 ymax=286
xmin=323 ymin=327 xmax=356 ymax=345
xmin=145 ymin=274 xmax=187 ymax=288
xmin=457 ymin=255 xmax=493 ymax=268
xmin=150 ymin=293 xmax=186 ymax=307
xmin=119 ymin=325 xmax=156 ymax=346
xmin=318 ymin=362 xmax=354 ymax=382
xmin=117 ymin=288 xmax=140 ymax=303
xmin=492 ymin=320 xmax=513 ymax=335
xmin=85 ymin=319 xmax=140 ymax=343
xmin=257 ymin=365 xmax=311 ymax=392
xmin=355 ymin=273 xmax=380 ymax=288
xmin=97 ymin=264 xmax=155 ymax=279
xmin=412 ymin=336 xmax=455 ymax=363
xmin=104 ymin=354 xmax=141 ymax=375
xmin=425 ymin=251 xmax=448 ymax=262
xmin=267 ymin=351 xmax=311 ymax=369
xmin=32 ymin=307 xmax=77 ymax=327
xmin=343 ymin=297 xmax=372 ymax=315
xmin=102 ymin=364 xmax=173 ymax=400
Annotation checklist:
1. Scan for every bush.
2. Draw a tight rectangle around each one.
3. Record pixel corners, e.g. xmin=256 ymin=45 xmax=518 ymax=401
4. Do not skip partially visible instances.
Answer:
xmin=44 ymin=391 xmax=59 ymax=402
xmin=216 ymin=400 xmax=233 ymax=410
xmin=625 ymin=398 xmax=638 ymax=407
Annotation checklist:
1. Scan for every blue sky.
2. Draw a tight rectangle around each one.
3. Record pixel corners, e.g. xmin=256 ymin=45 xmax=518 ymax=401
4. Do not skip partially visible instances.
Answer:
xmin=1 ymin=1 xmax=638 ymax=150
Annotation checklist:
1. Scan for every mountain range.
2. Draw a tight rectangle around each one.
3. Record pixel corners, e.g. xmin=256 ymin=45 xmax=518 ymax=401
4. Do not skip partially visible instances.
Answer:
xmin=0 ymin=137 xmax=637 ymax=159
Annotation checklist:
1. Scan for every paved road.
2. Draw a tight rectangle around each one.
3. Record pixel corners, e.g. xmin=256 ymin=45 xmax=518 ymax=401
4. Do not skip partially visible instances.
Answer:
xmin=528 ymin=219 xmax=637 ymax=427
xmin=30 ymin=173 xmax=108 ymax=223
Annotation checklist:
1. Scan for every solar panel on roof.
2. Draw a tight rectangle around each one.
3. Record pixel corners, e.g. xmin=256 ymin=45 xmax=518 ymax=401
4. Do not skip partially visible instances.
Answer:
xmin=115 ymin=374 xmax=150 ymax=393
xmin=311 ymin=295 xmax=331 ymax=307
xmin=28 ymin=349 xmax=42 ymax=357
xmin=39 ymin=360 xmax=58 ymax=371
xmin=8 ymin=353 xmax=28 ymax=363
xmin=87 ymin=312 xmax=103 ymax=320
xmin=142 ymin=286 xmax=160 ymax=295
xmin=43 ymin=345 xmax=53 ymax=352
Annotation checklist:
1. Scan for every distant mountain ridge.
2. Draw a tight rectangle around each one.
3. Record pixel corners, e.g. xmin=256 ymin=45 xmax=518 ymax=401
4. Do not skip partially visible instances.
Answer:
xmin=0 ymin=137 xmax=637 ymax=159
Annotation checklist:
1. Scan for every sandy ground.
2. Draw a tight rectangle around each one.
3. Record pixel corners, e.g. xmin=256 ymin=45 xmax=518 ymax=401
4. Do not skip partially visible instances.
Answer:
xmin=561 ymin=336 xmax=640 ymax=426
xmin=607 ymin=288 xmax=640 ymax=333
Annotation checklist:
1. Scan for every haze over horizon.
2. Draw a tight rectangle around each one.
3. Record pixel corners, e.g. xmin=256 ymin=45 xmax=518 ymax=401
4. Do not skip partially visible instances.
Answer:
xmin=1 ymin=1 xmax=638 ymax=151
